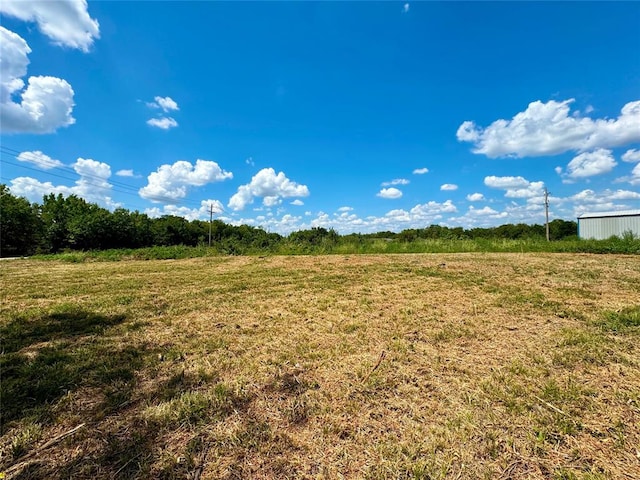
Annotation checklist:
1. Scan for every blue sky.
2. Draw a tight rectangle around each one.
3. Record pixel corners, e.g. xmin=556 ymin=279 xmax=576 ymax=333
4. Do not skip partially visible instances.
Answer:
xmin=1 ymin=1 xmax=639 ymax=234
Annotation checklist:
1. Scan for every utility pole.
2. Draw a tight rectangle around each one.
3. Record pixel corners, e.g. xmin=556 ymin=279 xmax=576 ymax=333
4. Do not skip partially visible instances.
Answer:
xmin=544 ymin=187 xmax=550 ymax=242
xmin=208 ymin=203 xmax=214 ymax=247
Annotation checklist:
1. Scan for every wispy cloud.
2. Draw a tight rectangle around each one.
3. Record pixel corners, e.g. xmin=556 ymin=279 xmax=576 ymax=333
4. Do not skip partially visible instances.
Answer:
xmin=381 ymin=178 xmax=409 ymax=187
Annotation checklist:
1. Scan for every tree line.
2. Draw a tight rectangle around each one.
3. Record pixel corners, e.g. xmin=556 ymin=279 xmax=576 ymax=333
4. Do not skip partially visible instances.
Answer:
xmin=0 ymin=185 xmax=578 ymax=257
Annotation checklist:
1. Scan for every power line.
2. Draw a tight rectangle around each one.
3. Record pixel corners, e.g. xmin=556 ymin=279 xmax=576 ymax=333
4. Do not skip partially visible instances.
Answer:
xmin=0 ymin=146 xmax=226 ymax=212
xmin=0 ymin=146 xmax=141 ymax=193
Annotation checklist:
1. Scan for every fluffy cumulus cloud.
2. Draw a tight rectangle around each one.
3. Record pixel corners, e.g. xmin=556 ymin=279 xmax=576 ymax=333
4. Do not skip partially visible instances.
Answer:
xmin=484 ymin=175 xmax=545 ymax=198
xmin=440 ymin=183 xmax=458 ymax=191
xmin=116 ymin=169 xmax=135 ymax=177
xmin=146 ymin=200 xmax=224 ymax=221
xmin=9 ymin=176 xmax=73 ymax=202
xmin=569 ymin=189 xmax=640 ymax=204
xmin=0 ymin=0 xmax=99 ymax=52
xmin=228 ymin=168 xmax=309 ymax=211
xmin=147 ymin=117 xmax=178 ymax=130
xmin=565 ymin=149 xmax=617 ymax=179
xmin=413 ymin=167 xmax=429 ymax=175
xmin=622 ymin=149 xmax=640 ymax=163
xmin=0 ymin=27 xmax=75 ymax=134
xmin=630 ymin=164 xmax=640 ymax=185
xmin=146 ymin=96 xmax=179 ymax=129
xmin=17 ymin=150 xmax=64 ymax=169
xmin=565 ymin=188 xmax=640 ymax=215
xmin=140 ymin=159 xmax=233 ymax=203
xmin=448 ymin=205 xmax=509 ymax=229
xmin=457 ymin=99 xmax=640 ymax=158
xmin=381 ymin=178 xmax=409 ymax=186
xmin=71 ymin=157 xmax=112 ymax=199
xmin=274 ymin=200 xmax=459 ymax=234
xmin=466 ymin=192 xmax=485 ymax=202
xmin=290 ymin=199 xmax=304 ymax=206
xmin=10 ymin=157 xmax=116 ymax=207
xmin=484 ymin=176 xmax=529 ymax=189
xmin=468 ymin=206 xmax=500 ymax=216
xmin=409 ymin=200 xmax=457 ymax=217
xmin=377 ymin=187 xmax=403 ymax=199
xmin=147 ymin=96 xmax=179 ymax=112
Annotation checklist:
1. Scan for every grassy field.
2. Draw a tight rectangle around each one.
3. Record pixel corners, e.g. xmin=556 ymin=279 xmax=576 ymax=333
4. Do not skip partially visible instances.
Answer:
xmin=1 ymin=253 xmax=639 ymax=479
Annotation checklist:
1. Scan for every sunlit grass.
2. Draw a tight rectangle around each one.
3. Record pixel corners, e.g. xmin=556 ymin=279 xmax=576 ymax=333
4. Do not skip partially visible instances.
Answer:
xmin=1 ymin=253 xmax=639 ymax=478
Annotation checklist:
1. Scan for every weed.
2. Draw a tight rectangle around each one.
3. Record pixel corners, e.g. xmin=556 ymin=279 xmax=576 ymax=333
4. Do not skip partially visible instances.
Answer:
xmin=9 ymin=422 xmax=43 ymax=459
xmin=597 ymin=306 xmax=640 ymax=333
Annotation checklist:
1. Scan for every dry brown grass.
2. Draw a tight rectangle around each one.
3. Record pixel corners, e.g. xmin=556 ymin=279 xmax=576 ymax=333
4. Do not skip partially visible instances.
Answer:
xmin=1 ymin=253 xmax=639 ymax=479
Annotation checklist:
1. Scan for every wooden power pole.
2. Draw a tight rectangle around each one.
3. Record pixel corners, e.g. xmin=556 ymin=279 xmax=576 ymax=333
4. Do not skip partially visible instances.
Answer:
xmin=208 ymin=203 xmax=214 ymax=247
xmin=544 ymin=187 xmax=550 ymax=242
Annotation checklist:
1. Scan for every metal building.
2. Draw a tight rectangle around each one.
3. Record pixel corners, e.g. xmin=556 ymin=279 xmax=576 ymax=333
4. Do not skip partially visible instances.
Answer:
xmin=577 ymin=210 xmax=640 ymax=240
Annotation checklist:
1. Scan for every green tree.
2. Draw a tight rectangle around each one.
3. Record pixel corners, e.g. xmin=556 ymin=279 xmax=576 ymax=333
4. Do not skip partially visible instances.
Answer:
xmin=0 ymin=185 xmax=40 ymax=256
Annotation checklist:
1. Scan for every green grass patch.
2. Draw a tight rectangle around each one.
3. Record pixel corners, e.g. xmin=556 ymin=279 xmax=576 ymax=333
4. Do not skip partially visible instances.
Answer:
xmin=596 ymin=306 xmax=640 ymax=333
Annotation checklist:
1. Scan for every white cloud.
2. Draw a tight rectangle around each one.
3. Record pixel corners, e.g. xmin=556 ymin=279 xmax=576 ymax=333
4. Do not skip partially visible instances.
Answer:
xmin=413 ymin=167 xmax=429 ymax=175
xmin=570 ymin=188 xmax=640 ymax=203
xmin=145 ymin=199 xmax=223 ymax=221
xmin=147 ymin=117 xmax=178 ymax=130
xmin=284 ymin=200 xmax=458 ymax=234
xmin=440 ymin=183 xmax=458 ymax=191
xmin=17 ymin=150 xmax=64 ymax=169
xmin=71 ymin=158 xmax=112 ymax=200
xmin=147 ymin=96 xmax=179 ymax=112
xmin=410 ymin=200 xmax=457 ymax=217
xmin=457 ymin=99 xmax=640 ymax=158
xmin=0 ymin=27 xmax=30 ymax=95
xmin=504 ymin=181 xmax=545 ymax=199
xmin=116 ymin=169 xmax=135 ymax=177
xmin=290 ymin=199 xmax=304 ymax=206
xmin=622 ymin=149 xmax=640 ymax=163
xmin=0 ymin=27 xmax=75 ymax=134
xmin=448 ymin=205 xmax=510 ymax=229
xmin=555 ymin=166 xmax=563 ymax=175
xmin=484 ymin=176 xmax=530 ymax=189
xmin=0 ymin=0 xmax=99 ymax=52
xmin=563 ymin=188 xmax=640 ymax=216
xmin=223 ymin=212 xmax=305 ymax=236
xmin=485 ymin=175 xmax=545 ymax=199
xmin=337 ymin=206 xmax=353 ymax=212
xmin=566 ymin=148 xmax=616 ymax=179
xmin=632 ymin=164 xmax=640 ymax=185
xmin=228 ymin=168 xmax=309 ymax=211
xmin=140 ymin=159 xmax=233 ymax=203
xmin=381 ymin=178 xmax=410 ymax=186
xmin=9 ymin=157 xmax=116 ymax=207
xmin=145 ymin=96 xmax=179 ymax=129
xmin=468 ymin=206 xmax=499 ymax=216
xmin=466 ymin=193 xmax=485 ymax=202
xmin=377 ymin=187 xmax=403 ymax=199
xmin=10 ymin=177 xmax=73 ymax=202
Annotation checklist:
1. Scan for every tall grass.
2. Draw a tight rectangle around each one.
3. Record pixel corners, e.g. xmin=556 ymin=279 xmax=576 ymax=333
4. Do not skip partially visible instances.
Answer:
xmin=29 ymin=235 xmax=640 ymax=261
